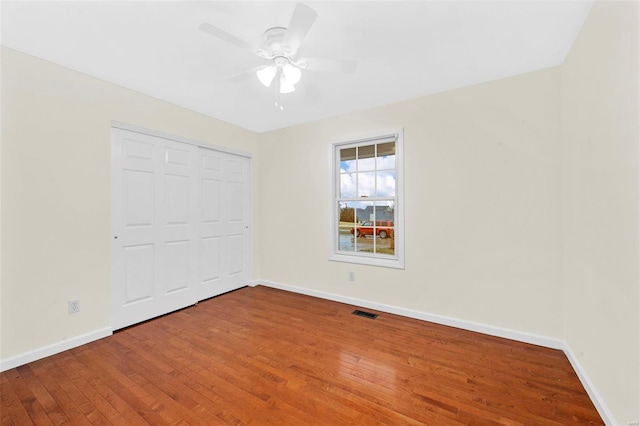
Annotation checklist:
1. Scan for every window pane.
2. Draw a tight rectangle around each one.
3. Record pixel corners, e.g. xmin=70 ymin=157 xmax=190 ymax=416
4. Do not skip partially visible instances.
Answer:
xmin=339 ymin=201 xmax=356 ymax=223
xmin=338 ymin=201 xmax=357 ymax=252
xmin=374 ymin=201 xmax=395 ymax=256
xmin=377 ymin=154 xmax=395 ymax=171
xmin=340 ymin=173 xmax=356 ymax=198
xmin=340 ymin=147 xmax=357 ymax=161
xmin=340 ymin=147 xmax=356 ymax=173
xmin=374 ymin=226 xmax=395 ymax=256
xmin=357 ymin=172 xmax=376 ymax=197
xmin=377 ymin=142 xmax=395 ymax=157
xmin=376 ymin=170 xmax=396 ymax=197
xmin=376 ymin=200 xmax=395 ymax=221
xmin=338 ymin=222 xmax=355 ymax=252
xmin=357 ymin=145 xmax=376 ymax=171
xmin=353 ymin=200 xmax=374 ymax=225
xmin=338 ymin=200 xmax=373 ymax=253
xmin=353 ymin=201 xmax=375 ymax=254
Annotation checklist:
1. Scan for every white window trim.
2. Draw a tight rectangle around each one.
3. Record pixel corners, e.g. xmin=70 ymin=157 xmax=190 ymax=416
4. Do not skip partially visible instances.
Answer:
xmin=329 ymin=129 xmax=405 ymax=269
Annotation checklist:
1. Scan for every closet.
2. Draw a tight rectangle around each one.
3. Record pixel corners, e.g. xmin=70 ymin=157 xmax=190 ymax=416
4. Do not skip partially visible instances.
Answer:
xmin=111 ymin=125 xmax=250 ymax=330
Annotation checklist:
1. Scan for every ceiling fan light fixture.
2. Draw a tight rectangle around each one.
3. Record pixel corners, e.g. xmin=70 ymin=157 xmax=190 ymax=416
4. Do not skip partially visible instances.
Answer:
xmin=282 ymin=63 xmax=302 ymax=86
xmin=257 ymin=65 xmax=277 ymax=87
xmin=279 ymin=75 xmax=296 ymax=94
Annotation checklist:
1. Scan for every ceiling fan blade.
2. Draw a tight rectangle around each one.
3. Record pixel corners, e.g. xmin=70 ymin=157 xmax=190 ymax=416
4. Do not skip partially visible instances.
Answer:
xmin=226 ymin=66 xmax=264 ymax=83
xmin=301 ymin=58 xmax=357 ymax=73
xmin=282 ymin=3 xmax=318 ymax=55
xmin=200 ymin=23 xmax=267 ymax=58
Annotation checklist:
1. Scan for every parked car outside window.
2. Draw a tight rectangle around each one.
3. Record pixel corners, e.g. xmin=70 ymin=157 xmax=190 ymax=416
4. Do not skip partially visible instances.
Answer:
xmin=350 ymin=220 xmax=394 ymax=239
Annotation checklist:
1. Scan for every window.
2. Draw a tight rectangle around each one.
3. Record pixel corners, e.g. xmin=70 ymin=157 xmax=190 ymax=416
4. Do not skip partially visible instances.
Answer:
xmin=330 ymin=131 xmax=404 ymax=268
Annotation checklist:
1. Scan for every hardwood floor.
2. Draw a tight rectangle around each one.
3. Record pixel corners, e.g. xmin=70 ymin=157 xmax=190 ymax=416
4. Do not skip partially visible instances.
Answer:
xmin=1 ymin=286 xmax=602 ymax=425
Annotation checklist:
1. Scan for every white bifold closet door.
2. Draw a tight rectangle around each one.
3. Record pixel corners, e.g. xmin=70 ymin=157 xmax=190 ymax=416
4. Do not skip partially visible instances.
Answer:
xmin=111 ymin=127 xmax=250 ymax=330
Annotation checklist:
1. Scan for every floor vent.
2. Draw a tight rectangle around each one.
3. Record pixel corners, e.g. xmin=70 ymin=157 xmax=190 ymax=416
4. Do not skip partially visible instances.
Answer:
xmin=352 ymin=309 xmax=378 ymax=319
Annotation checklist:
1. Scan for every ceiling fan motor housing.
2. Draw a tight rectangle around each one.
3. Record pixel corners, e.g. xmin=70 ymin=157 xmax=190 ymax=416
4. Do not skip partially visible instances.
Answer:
xmin=263 ymin=27 xmax=288 ymax=55
xmin=263 ymin=27 xmax=305 ymax=70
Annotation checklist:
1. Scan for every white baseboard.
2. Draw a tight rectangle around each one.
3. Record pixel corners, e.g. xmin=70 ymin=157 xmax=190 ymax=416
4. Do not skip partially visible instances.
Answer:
xmin=0 ymin=327 xmax=112 ymax=372
xmin=254 ymin=279 xmax=615 ymax=425
xmin=255 ymin=279 xmax=563 ymax=349
xmin=562 ymin=342 xmax=617 ymax=426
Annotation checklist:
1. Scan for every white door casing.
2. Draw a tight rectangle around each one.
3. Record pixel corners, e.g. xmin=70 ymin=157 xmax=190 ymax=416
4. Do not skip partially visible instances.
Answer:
xmin=111 ymin=126 xmax=250 ymax=330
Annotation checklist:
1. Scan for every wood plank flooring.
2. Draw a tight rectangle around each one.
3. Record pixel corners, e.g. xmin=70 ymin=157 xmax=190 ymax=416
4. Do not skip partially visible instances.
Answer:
xmin=1 ymin=286 xmax=603 ymax=425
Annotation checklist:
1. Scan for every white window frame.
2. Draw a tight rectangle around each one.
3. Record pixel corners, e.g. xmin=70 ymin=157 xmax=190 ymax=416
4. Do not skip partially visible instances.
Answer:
xmin=329 ymin=130 xmax=404 ymax=269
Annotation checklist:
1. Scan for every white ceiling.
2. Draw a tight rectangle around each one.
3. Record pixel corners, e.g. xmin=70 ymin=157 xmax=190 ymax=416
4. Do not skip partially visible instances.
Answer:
xmin=1 ymin=1 xmax=593 ymax=133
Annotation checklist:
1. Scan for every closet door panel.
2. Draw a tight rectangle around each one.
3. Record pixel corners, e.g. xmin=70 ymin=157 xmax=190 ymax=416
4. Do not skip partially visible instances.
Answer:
xmin=112 ymin=129 xmax=198 ymax=330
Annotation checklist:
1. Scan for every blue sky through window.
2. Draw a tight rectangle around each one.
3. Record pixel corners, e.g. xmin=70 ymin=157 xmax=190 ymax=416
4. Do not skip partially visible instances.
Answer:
xmin=340 ymin=154 xmax=395 ymax=199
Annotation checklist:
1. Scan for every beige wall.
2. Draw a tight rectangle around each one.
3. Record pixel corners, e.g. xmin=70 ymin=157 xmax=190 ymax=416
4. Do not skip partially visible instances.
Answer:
xmin=0 ymin=47 xmax=259 ymax=359
xmin=256 ymin=67 xmax=564 ymax=339
xmin=0 ymin=51 xmax=3 ymax=356
xmin=0 ymin=49 xmax=4 ymax=354
xmin=561 ymin=1 xmax=639 ymax=424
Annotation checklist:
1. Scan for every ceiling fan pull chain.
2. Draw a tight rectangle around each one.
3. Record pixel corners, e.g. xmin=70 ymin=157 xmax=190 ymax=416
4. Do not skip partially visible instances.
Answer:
xmin=275 ymin=72 xmax=280 ymax=108
xmin=275 ymin=70 xmax=284 ymax=111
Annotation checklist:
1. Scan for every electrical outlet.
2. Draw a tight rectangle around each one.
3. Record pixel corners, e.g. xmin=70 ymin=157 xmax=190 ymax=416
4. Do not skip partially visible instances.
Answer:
xmin=68 ymin=299 xmax=80 ymax=314
xmin=348 ymin=271 xmax=355 ymax=282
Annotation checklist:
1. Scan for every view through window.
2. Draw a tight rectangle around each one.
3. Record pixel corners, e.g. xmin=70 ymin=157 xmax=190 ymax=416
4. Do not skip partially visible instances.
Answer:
xmin=333 ymin=133 xmax=403 ymax=267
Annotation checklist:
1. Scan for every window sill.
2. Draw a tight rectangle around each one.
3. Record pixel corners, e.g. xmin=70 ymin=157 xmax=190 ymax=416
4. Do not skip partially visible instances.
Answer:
xmin=329 ymin=253 xmax=405 ymax=269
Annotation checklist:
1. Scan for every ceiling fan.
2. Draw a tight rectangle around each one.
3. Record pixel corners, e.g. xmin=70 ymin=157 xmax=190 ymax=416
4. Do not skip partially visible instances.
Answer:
xmin=200 ymin=3 xmax=356 ymax=108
